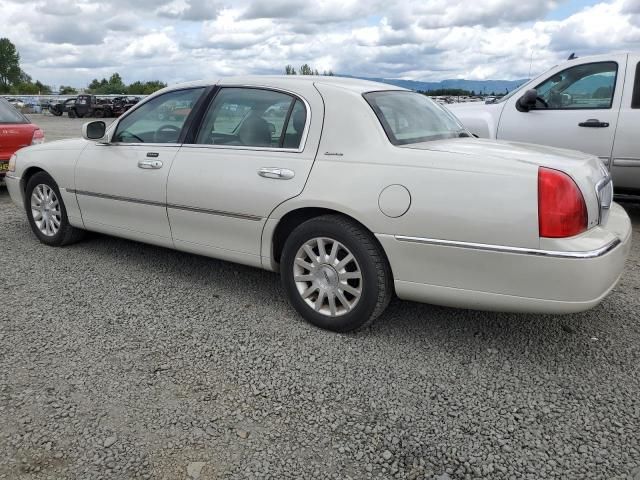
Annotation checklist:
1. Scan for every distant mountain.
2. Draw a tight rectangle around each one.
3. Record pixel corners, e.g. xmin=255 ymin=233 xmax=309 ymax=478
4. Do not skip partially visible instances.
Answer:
xmin=346 ymin=75 xmax=529 ymax=94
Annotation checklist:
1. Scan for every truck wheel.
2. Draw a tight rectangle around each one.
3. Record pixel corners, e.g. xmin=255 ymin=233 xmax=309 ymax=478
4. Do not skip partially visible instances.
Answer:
xmin=280 ymin=214 xmax=393 ymax=332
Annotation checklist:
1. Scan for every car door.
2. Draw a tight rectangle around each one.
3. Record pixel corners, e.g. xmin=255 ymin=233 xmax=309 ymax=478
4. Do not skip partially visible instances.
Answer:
xmin=74 ymin=87 xmax=206 ymax=247
xmin=610 ymin=54 xmax=640 ymax=191
xmin=167 ymin=85 xmax=322 ymax=267
xmin=498 ymin=55 xmax=627 ymax=167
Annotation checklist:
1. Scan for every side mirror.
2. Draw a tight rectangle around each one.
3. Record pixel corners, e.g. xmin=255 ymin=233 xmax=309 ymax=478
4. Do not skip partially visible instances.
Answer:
xmin=82 ymin=121 xmax=106 ymax=141
xmin=516 ymin=89 xmax=539 ymax=112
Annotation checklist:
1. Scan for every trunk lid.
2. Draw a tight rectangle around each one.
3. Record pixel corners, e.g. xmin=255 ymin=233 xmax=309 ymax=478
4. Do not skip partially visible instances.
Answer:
xmin=0 ymin=123 xmax=38 ymax=160
xmin=401 ymin=137 xmax=611 ymax=228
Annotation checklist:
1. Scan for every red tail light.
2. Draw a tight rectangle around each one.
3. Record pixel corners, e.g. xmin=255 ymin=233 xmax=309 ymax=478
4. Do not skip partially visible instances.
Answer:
xmin=31 ymin=128 xmax=45 ymax=145
xmin=538 ymin=167 xmax=587 ymax=238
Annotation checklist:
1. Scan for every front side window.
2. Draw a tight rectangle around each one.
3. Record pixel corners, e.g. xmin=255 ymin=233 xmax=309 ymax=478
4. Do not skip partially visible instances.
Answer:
xmin=364 ymin=91 xmax=466 ymax=145
xmin=196 ymin=88 xmax=306 ymax=149
xmin=535 ymin=62 xmax=617 ymax=109
xmin=0 ymin=99 xmax=28 ymax=124
xmin=113 ymin=88 xmax=204 ymax=144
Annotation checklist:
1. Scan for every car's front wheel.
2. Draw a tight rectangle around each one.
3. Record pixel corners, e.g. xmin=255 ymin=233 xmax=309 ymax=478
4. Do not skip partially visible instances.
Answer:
xmin=25 ymin=172 xmax=85 ymax=246
xmin=281 ymin=215 xmax=392 ymax=332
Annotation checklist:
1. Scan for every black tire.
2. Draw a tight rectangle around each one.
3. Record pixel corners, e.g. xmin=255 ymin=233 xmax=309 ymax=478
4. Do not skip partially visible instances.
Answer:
xmin=281 ymin=214 xmax=393 ymax=332
xmin=25 ymin=172 xmax=85 ymax=247
xmin=94 ymin=109 xmax=104 ymax=118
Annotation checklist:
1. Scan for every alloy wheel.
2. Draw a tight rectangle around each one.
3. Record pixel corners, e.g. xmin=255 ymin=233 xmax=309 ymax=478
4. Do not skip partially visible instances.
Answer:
xmin=293 ymin=237 xmax=363 ymax=317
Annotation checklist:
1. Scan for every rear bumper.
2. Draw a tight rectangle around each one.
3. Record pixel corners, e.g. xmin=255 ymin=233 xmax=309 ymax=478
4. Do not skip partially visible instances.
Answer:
xmin=377 ymin=202 xmax=632 ymax=314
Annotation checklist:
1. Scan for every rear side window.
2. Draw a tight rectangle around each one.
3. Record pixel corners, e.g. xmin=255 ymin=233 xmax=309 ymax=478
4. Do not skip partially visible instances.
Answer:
xmin=195 ymin=88 xmax=307 ymax=149
xmin=632 ymin=62 xmax=640 ymax=109
xmin=0 ymin=99 xmax=28 ymax=124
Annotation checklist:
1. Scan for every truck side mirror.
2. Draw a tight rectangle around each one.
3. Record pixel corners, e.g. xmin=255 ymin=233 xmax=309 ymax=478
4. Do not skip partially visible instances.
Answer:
xmin=516 ymin=89 xmax=539 ymax=112
xmin=82 ymin=121 xmax=106 ymax=141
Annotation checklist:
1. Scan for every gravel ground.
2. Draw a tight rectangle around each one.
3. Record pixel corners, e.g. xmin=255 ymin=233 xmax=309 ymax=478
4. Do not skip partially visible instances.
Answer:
xmin=1 ymin=118 xmax=640 ymax=479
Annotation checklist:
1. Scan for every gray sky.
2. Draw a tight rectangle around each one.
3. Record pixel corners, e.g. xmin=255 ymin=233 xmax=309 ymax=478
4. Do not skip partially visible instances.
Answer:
xmin=2 ymin=0 xmax=639 ymax=87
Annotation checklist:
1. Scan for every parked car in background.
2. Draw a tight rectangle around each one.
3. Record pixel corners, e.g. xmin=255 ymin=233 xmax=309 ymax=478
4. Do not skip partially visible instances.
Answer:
xmin=0 ymin=98 xmax=44 ymax=179
xmin=448 ymin=53 xmax=640 ymax=194
xmin=6 ymin=98 xmax=25 ymax=109
xmin=4 ymin=77 xmax=631 ymax=332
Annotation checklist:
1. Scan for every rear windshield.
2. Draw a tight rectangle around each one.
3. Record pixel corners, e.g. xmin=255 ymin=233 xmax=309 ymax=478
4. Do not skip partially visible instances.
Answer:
xmin=0 ymin=99 xmax=28 ymax=124
xmin=363 ymin=91 xmax=466 ymax=145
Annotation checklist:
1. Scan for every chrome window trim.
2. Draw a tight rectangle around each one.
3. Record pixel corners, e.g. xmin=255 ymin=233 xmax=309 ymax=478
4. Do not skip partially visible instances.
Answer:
xmin=394 ymin=235 xmax=621 ymax=259
xmin=66 ymin=189 xmax=261 ymax=221
xmin=98 ymin=142 xmax=183 ymax=148
xmin=185 ymin=84 xmax=312 ymax=154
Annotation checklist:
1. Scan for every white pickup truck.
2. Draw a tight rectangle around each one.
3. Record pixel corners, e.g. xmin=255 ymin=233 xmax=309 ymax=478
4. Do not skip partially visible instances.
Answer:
xmin=448 ymin=53 xmax=640 ymax=193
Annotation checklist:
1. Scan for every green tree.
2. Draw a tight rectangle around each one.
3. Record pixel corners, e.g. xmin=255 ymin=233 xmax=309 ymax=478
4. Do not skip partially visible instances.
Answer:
xmin=299 ymin=64 xmax=313 ymax=75
xmin=0 ymin=38 xmax=21 ymax=92
xmin=285 ymin=65 xmax=297 ymax=75
xmin=420 ymin=88 xmax=472 ymax=97
xmin=127 ymin=80 xmax=167 ymax=95
xmin=88 ymin=79 xmax=102 ymax=91
xmin=59 ymin=85 xmax=77 ymax=94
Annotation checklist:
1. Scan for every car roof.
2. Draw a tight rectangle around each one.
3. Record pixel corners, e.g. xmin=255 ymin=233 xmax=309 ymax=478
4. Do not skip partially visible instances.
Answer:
xmin=160 ymin=75 xmax=407 ymax=95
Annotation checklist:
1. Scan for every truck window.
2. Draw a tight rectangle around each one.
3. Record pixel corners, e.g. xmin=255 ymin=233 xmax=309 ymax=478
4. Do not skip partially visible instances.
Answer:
xmin=535 ymin=62 xmax=617 ymax=110
xmin=632 ymin=62 xmax=640 ymax=109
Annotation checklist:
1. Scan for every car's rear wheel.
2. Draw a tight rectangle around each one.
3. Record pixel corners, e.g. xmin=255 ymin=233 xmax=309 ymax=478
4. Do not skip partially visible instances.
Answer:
xmin=281 ymin=215 xmax=392 ymax=332
xmin=25 ymin=172 xmax=85 ymax=247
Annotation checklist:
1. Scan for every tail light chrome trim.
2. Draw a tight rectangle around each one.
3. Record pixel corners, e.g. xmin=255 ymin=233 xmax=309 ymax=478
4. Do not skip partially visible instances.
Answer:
xmin=595 ymin=174 xmax=613 ymax=226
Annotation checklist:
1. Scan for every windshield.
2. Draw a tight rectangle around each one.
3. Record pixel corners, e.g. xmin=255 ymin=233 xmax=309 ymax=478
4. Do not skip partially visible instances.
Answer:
xmin=364 ymin=91 xmax=467 ymax=145
xmin=0 ymin=99 xmax=28 ymax=124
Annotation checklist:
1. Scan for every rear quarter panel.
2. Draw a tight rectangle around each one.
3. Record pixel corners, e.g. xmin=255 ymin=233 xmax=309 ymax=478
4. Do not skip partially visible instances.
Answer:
xmin=266 ymin=83 xmax=539 ymax=259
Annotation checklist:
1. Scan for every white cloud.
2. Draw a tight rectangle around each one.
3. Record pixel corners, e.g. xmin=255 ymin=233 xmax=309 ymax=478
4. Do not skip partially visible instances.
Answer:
xmin=0 ymin=0 xmax=638 ymax=88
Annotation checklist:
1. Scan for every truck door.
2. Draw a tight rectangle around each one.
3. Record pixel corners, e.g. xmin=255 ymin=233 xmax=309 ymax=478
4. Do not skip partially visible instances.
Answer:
xmin=610 ymin=54 xmax=640 ymax=192
xmin=498 ymin=54 xmax=627 ymax=170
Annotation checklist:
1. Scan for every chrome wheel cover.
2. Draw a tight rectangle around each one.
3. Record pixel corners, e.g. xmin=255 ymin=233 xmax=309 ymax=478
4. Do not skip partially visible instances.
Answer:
xmin=30 ymin=184 xmax=61 ymax=237
xmin=293 ymin=237 xmax=362 ymax=317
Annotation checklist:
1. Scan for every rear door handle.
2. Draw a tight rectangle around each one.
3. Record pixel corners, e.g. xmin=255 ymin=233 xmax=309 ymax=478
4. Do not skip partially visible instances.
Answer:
xmin=578 ymin=119 xmax=609 ymax=128
xmin=258 ymin=167 xmax=295 ymax=180
xmin=138 ymin=160 xmax=163 ymax=169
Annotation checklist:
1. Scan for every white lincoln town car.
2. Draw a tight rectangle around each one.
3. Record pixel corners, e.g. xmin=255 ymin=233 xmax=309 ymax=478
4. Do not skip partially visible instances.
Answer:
xmin=5 ymin=76 xmax=632 ymax=332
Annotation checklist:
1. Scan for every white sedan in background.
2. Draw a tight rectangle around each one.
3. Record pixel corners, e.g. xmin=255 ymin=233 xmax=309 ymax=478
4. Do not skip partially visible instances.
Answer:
xmin=5 ymin=76 xmax=632 ymax=332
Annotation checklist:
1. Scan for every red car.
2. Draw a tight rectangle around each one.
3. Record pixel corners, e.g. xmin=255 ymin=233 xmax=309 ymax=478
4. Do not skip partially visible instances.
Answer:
xmin=0 ymin=98 xmax=44 ymax=178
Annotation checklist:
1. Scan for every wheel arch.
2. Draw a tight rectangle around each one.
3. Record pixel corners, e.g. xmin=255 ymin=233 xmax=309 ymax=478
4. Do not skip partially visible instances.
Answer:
xmin=266 ymin=206 xmax=395 ymax=281
xmin=20 ymin=166 xmax=47 ymax=194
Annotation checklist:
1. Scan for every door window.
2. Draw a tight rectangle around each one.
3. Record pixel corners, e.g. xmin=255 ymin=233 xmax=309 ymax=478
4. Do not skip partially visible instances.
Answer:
xmin=195 ymin=88 xmax=307 ymax=149
xmin=535 ymin=62 xmax=617 ymax=110
xmin=113 ymin=88 xmax=205 ymax=144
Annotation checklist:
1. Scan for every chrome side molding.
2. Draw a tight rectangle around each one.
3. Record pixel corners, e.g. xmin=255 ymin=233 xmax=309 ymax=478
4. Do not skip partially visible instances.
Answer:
xmin=394 ymin=235 xmax=621 ymax=259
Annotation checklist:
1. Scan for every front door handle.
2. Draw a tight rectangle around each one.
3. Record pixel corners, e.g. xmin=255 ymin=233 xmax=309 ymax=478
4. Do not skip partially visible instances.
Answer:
xmin=258 ymin=167 xmax=295 ymax=180
xmin=578 ymin=119 xmax=609 ymax=128
xmin=138 ymin=160 xmax=163 ymax=169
